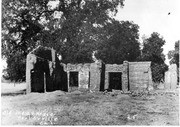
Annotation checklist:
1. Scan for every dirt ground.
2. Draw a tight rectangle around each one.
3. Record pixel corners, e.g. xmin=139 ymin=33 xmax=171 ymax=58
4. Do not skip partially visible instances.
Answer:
xmin=1 ymin=83 xmax=179 ymax=125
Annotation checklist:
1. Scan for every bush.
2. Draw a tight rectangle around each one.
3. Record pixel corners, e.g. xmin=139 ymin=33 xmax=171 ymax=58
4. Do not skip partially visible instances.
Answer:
xmin=151 ymin=63 xmax=168 ymax=83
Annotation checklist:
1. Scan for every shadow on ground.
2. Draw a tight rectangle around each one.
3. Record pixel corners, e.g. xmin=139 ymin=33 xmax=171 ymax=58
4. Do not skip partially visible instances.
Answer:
xmin=1 ymin=89 xmax=26 ymax=96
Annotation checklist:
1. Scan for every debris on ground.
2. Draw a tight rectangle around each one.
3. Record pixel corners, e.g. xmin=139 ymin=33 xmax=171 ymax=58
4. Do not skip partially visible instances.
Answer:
xmin=69 ymin=90 xmax=82 ymax=95
xmin=1 ymin=83 xmax=179 ymax=125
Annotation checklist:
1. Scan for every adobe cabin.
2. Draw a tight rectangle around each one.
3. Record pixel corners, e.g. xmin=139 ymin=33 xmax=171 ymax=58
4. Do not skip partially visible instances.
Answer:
xmin=26 ymin=46 xmax=68 ymax=93
xmin=26 ymin=46 xmax=153 ymax=93
xmin=64 ymin=61 xmax=152 ymax=92
xmin=104 ymin=61 xmax=152 ymax=92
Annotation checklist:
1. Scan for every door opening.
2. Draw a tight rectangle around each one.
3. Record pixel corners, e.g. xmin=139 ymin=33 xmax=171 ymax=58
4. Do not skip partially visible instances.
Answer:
xmin=69 ymin=72 xmax=79 ymax=87
xmin=109 ymin=72 xmax=122 ymax=90
xmin=31 ymin=69 xmax=44 ymax=92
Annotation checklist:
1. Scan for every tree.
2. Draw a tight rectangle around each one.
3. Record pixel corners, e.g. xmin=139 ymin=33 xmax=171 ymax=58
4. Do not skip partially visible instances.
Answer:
xmin=168 ymin=40 xmax=179 ymax=67
xmin=2 ymin=0 xmax=49 ymax=81
xmin=2 ymin=0 xmax=125 ymax=81
xmin=3 ymin=51 xmax=26 ymax=82
xmin=96 ymin=20 xmax=141 ymax=64
xmin=139 ymin=32 xmax=168 ymax=82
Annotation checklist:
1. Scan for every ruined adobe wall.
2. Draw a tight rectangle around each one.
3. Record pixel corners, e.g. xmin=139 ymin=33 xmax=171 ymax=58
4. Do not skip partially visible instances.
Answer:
xmin=104 ymin=61 xmax=129 ymax=92
xmin=129 ymin=62 xmax=152 ymax=91
xmin=26 ymin=46 xmax=68 ymax=93
xmin=165 ymin=64 xmax=177 ymax=90
xmin=104 ymin=64 xmax=123 ymax=90
xmin=65 ymin=61 xmax=103 ymax=91
xmin=89 ymin=61 xmax=102 ymax=91
xmin=26 ymin=54 xmax=37 ymax=93
xmin=65 ymin=63 xmax=91 ymax=90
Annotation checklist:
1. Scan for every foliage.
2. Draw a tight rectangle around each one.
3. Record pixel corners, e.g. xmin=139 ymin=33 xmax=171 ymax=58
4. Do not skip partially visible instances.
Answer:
xmin=142 ymin=32 xmax=165 ymax=58
xmin=168 ymin=40 xmax=179 ymax=67
xmin=96 ymin=20 xmax=141 ymax=64
xmin=151 ymin=63 xmax=168 ymax=83
xmin=2 ymin=0 xmax=125 ymax=81
xmin=3 ymin=51 xmax=26 ymax=82
xmin=139 ymin=32 xmax=168 ymax=82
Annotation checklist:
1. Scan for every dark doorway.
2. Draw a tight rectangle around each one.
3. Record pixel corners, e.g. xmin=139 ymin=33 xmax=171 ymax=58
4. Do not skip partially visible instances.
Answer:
xmin=109 ymin=72 xmax=122 ymax=90
xmin=70 ymin=72 xmax=78 ymax=87
xmin=100 ymin=62 xmax=105 ymax=91
xmin=31 ymin=69 xmax=44 ymax=92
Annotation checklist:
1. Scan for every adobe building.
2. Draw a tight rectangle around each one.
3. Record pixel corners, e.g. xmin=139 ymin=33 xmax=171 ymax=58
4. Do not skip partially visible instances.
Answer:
xmin=64 ymin=61 xmax=152 ymax=92
xmin=26 ymin=46 xmax=153 ymax=93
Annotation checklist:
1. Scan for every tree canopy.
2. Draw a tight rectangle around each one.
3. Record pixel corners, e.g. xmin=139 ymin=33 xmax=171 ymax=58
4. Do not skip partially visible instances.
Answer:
xmin=2 ymin=0 xmax=125 ymax=81
xmin=2 ymin=0 xmax=125 ymax=58
xmin=96 ymin=20 xmax=141 ymax=64
xmin=139 ymin=32 xmax=168 ymax=83
xmin=2 ymin=0 xmax=169 ymax=83
xmin=168 ymin=40 xmax=179 ymax=67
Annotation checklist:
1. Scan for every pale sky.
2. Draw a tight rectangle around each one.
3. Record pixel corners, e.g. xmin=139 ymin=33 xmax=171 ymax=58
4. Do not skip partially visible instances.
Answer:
xmin=115 ymin=0 xmax=180 ymax=64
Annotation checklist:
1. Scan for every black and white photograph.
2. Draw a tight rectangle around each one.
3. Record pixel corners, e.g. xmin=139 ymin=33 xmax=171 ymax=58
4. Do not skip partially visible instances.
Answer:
xmin=1 ymin=0 xmax=180 ymax=125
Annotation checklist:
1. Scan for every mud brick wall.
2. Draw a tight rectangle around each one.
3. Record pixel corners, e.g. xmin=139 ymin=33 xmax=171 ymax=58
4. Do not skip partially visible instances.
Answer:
xmin=165 ymin=64 xmax=177 ymax=90
xmin=90 ymin=61 xmax=102 ymax=91
xmin=66 ymin=63 xmax=91 ymax=90
xmin=26 ymin=54 xmax=37 ymax=93
xmin=66 ymin=61 xmax=103 ymax=91
xmin=104 ymin=61 xmax=128 ymax=92
xmin=122 ymin=61 xmax=129 ymax=92
xmin=129 ymin=62 xmax=152 ymax=91
xmin=104 ymin=64 xmax=123 ymax=90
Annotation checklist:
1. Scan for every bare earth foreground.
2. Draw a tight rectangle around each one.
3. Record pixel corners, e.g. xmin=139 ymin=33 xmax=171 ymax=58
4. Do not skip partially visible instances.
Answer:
xmin=1 ymin=83 xmax=179 ymax=125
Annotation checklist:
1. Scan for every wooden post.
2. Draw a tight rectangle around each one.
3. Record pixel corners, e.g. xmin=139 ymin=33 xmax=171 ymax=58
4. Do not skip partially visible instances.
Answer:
xmin=44 ymin=72 xmax=46 ymax=93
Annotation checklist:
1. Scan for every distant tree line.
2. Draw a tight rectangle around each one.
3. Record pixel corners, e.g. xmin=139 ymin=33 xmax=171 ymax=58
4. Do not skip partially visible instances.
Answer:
xmin=2 ymin=0 xmax=168 ymax=83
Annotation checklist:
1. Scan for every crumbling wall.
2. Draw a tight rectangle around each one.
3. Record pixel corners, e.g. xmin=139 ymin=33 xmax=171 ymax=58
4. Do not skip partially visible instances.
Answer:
xmin=165 ymin=64 xmax=177 ymax=90
xmin=105 ymin=64 xmax=123 ymax=90
xmin=66 ymin=61 xmax=103 ymax=92
xmin=26 ymin=54 xmax=37 ymax=93
xmin=26 ymin=46 xmax=68 ymax=93
xmin=90 ymin=61 xmax=102 ymax=91
xmin=129 ymin=62 xmax=152 ymax=91
xmin=122 ymin=61 xmax=129 ymax=92
xmin=104 ymin=61 xmax=128 ymax=92
xmin=66 ymin=63 xmax=91 ymax=90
